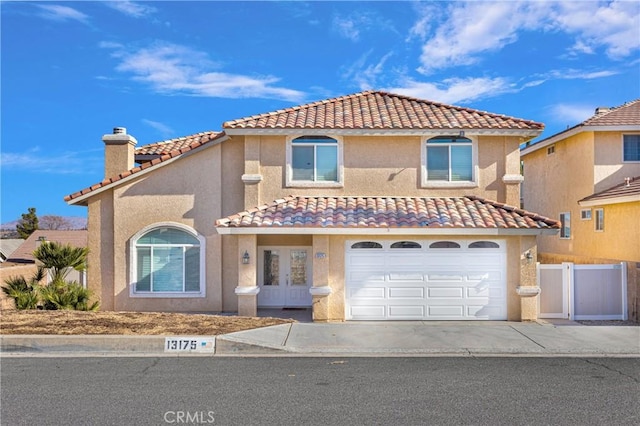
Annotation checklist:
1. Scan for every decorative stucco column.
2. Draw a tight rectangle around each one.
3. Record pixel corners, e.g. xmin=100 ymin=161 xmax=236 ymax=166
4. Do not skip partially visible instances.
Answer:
xmin=502 ymin=174 xmax=524 ymax=207
xmin=517 ymin=237 xmax=539 ymax=321
xmin=310 ymin=235 xmax=331 ymax=322
xmin=235 ymin=234 xmax=259 ymax=317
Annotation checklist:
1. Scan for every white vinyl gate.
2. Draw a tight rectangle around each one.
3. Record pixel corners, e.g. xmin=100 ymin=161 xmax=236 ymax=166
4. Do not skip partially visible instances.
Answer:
xmin=538 ymin=262 xmax=628 ymax=320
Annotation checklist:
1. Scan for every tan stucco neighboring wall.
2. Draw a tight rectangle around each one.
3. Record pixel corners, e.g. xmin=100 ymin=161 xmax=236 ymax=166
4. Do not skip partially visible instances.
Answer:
xmin=522 ymin=132 xmax=595 ymax=255
xmin=593 ymin=131 xmax=640 ymax=192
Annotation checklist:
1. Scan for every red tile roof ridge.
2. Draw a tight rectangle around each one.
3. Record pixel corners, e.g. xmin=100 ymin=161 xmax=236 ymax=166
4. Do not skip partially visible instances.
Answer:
xmin=134 ymin=131 xmax=219 ymax=155
xmin=65 ymin=132 xmax=226 ymax=202
xmin=583 ymin=98 xmax=640 ymax=125
xmin=222 ymin=90 xmax=543 ymax=129
xmin=466 ymin=195 xmax=560 ymax=226
xmin=579 ymin=175 xmax=640 ymax=202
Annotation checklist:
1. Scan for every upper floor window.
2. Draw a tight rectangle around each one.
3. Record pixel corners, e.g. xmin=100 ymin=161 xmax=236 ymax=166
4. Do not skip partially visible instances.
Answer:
xmin=623 ymin=135 xmax=640 ymax=162
xmin=288 ymin=135 xmax=341 ymax=186
xmin=422 ymin=135 xmax=476 ymax=187
xmin=131 ymin=225 xmax=205 ymax=297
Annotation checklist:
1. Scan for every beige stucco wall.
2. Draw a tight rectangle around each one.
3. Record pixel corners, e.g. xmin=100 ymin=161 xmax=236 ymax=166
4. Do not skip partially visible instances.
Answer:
xmin=248 ymin=134 xmax=523 ymax=206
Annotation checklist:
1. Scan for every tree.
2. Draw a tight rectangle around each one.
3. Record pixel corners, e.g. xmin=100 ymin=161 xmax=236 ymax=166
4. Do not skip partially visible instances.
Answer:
xmin=16 ymin=207 xmax=39 ymax=239
xmin=40 ymin=215 xmax=73 ymax=230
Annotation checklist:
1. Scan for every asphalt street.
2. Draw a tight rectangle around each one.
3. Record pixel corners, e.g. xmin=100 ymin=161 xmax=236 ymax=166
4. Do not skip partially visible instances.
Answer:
xmin=1 ymin=357 xmax=639 ymax=425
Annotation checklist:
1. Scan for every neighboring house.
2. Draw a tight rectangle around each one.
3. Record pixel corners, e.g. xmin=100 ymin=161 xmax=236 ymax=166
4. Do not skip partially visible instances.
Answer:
xmin=0 ymin=239 xmax=23 ymax=263
xmin=65 ymin=91 xmax=559 ymax=322
xmin=521 ymin=100 xmax=640 ymax=321
xmin=0 ymin=230 xmax=88 ymax=309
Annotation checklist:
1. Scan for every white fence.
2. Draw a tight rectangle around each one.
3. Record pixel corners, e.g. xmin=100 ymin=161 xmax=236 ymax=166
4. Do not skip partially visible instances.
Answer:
xmin=538 ymin=262 xmax=627 ymax=320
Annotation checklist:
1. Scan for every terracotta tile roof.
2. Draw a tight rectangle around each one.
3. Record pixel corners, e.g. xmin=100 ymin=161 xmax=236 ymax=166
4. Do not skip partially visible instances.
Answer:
xmin=65 ymin=132 xmax=226 ymax=203
xmin=216 ymin=196 xmax=559 ymax=230
xmin=223 ymin=90 xmax=544 ymax=132
xmin=582 ymin=99 xmax=640 ymax=127
xmin=4 ymin=230 xmax=87 ymax=265
xmin=579 ymin=176 xmax=640 ymax=205
xmin=135 ymin=131 xmax=220 ymax=158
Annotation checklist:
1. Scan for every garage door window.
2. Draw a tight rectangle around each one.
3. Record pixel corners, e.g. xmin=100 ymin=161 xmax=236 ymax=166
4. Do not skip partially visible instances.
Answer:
xmin=469 ymin=241 xmax=500 ymax=248
xmin=351 ymin=241 xmax=382 ymax=249
xmin=390 ymin=241 xmax=422 ymax=249
xmin=429 ymin=241 xmax=461 ymax=248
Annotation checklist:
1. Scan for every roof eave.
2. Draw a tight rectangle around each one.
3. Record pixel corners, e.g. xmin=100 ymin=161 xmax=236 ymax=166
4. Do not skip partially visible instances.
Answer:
xmin=579 ymin=194 xmax=640 ymax=207
xmin=215 ymin=227 xmax=559 ymax=236
xmin=224 ymin=128 xmax=543 ymax=138
xmin=521 ymin=125 xmax=640 ymax=156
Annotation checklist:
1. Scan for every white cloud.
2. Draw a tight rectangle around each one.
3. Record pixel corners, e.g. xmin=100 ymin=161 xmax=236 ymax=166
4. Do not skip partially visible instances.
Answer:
xmin=36 ymin=4 xmax=89 ymax=24
xmin=101 ymin=41 xmax=306 ymax=102
xmin=333 ymin=11 xmax=397 ymax=42
xmin=549 ymin=104 xmax=595 ymax=125
xmin=0 ymin=148 xmax=101 ymax=175
xmin=104 ymin=1 xmax=157 ymax=18
xmin=386 ymin=77 xmax=514 ymax=104
xmin=415 ymin=0 xmax=640 ymax=73
xmin=333 ymin=16 xmax=361 ymax=41
xmin=342 ymin=50 xmax=395 ymax=90
xmin=142 ymin=119 xmax=174 ymax=138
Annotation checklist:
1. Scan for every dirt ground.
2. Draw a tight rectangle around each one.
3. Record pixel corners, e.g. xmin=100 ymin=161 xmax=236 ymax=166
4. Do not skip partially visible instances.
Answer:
xmin=0 ymin=310 xmax=294 ymax=335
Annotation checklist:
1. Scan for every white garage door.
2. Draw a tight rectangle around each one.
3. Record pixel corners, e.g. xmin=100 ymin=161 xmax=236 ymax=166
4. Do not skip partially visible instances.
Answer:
xmin=345 ymin=240 xmax=507 ymax=320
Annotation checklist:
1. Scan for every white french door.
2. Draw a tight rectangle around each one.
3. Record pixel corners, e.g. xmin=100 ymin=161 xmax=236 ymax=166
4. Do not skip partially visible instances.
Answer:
xmin=257 ymin=247 xmax=312 ymax=307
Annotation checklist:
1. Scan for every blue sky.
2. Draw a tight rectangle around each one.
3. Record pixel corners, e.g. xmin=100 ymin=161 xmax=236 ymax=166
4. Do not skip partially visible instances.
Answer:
xmin=1 ymin=0 xmax=639 ymax=224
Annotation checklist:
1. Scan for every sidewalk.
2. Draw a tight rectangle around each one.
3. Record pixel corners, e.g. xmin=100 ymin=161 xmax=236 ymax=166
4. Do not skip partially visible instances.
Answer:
xmin=2 ymin=320 xmax=639 ymax=357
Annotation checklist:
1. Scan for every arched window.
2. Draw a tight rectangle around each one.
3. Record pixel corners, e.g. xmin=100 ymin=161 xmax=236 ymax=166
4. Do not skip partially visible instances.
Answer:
xmin=351 ymin=241 xmax=383 ymax=249
xmin=469 ymin=241 xmax=500 ymax=249
xmin=425 ymin=136 xmax=473 ymax=182
xmin=132 ymin=225 xmax=204 ymax=296
xmin=429 ymin=241 xmax=461 ymax=249
xmin=390 ymin=241 xmax=422 ymax=249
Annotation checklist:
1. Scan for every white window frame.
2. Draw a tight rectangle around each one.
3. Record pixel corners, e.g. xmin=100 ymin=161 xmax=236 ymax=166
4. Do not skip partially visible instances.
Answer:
xmin=129 ymin=222 xmax=206 ymax=298
xmin=286 ymin=135 xmax=344 ymax=188
xmin=421 ymin=135 xmax=479 ymax=188
xmin=622 ymin=134 xmax=640 ymax=163
xmin=560 ymin=212 xmax=571 ymax=239
xmin=595 ymin=208 xmax=604 ymax=232
xmin=580 ymin=209 xmax=592 ymax=220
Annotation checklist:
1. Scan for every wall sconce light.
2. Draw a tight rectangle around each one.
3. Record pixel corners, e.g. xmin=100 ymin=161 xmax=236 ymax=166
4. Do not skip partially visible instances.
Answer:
xmin=459 ymin=130 xmax=465 ymax=137
xmin=525 ymin=251 xmax=533 ymax=264
xmin=242 ymin=251 xmax=250 ymax=265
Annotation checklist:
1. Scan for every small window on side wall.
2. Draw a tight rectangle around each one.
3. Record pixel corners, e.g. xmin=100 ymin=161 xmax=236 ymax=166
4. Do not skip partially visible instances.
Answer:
xmin=429 ymin=241 xmax=461 ymax=249
xmin=595 ymin=208 xmax=604 ymax=231
xmin=469 ymin=241 xmax=500 ymax=249
xmin=351 ymin=241 xmax=383 ymax=249
xmin=580 ymin=209 xmax=592 ymax=220
xmin=560 ymin=212 xmax=571 ymax=239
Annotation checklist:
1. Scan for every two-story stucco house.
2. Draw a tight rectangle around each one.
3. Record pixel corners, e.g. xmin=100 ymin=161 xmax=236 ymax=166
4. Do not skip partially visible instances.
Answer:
xmin=521 ymin=100 xmax=640 ymax=321
xmin=65 ymin=91 xmax=559 ymax=322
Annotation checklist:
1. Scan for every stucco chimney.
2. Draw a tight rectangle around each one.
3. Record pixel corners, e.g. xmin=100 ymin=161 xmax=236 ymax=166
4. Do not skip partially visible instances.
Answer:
xmin=102 ymin=127 xmax=137 ymax=178
xmin=595 ymin=106 xmax=610 ymax=115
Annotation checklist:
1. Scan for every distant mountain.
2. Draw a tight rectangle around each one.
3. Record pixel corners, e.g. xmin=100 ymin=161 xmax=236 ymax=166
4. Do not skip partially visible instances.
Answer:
xmin=0 ymin=216 xmax=87 ymax=231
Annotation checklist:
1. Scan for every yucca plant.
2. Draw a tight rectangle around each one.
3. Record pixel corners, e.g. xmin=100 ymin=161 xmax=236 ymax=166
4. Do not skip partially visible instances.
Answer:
xmin=2 ymin=266 xmax=46 ymax=309
xmin=39 ymin=280 xmax=99 ymax=311
xmin=33 ymin=241 xmax=88 ymax=283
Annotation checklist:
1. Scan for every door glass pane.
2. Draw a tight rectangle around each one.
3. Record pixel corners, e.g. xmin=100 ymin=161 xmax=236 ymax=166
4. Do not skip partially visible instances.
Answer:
xmin=316 ymin=146 xmax=338 ymax=181
xmin=153 ymin=247 xmax=183 ymax=292
xmin=263 ymin=250 xmax=280 ymax=286
xmin=292 ymin=146 xmax=314 ymax=180
xmin=451 ymin=145 xmax=472 ymax=181
xmin=290 ymin=250 xmax=307 ymax=286
xmin=427 ymin=146 xmax=449 ymax=180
